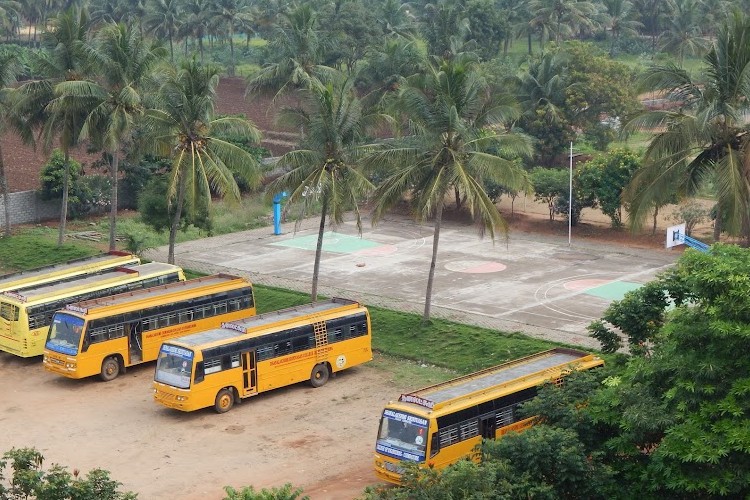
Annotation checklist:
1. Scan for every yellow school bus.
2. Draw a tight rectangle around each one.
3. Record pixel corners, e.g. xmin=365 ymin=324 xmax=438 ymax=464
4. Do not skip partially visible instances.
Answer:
xmin=0 ymin=263 xmax=184 ymax=357
xmin=153 ymin=298 xmax=372 ymax=413
xmin=43 ymin=274 xmax=256 ymax=381
xmin=0 ymin=251 xmax=139 ymax=293
xmin=373 ymin=348 xmax=604 ymax=484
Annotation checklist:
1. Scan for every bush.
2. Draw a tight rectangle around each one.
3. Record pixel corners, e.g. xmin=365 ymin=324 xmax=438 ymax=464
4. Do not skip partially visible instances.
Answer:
xmin=40 ymin=150 xmax=111 ymax=219
xmin=0 ymin=447 xmax=136 ymax=499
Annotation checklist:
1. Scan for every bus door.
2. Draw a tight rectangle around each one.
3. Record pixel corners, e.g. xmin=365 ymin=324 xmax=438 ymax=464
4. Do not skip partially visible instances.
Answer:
xmin=241 ymin=350 xmax=257 ymax=396
xmin=127 ymin=321 xmax=143 ymax=364
xmin=479 ymin=412 xmax=496 ymax=439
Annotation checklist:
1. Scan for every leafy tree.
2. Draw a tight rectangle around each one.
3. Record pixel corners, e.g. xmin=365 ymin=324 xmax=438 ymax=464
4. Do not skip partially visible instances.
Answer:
xmin=318 ymin=0 xmax=381 ymax=73
xmin=590 ymin=244 xmax=750 ymax=497
xmin=366 ymin=52 xmax=531 ymax=321
xmin=531 ymin=167 xmax=568 ymax=221
xmin=465 ymin=0 xmax=510 ymax=60
xmin=144 ymin=59 xmax=261 ymax=263
xmin=268 ymin=76 xmax=373 ymax=301
xmin=576 ymin=148 xmax=641 ymax=227
xmin=625 ymin=10 xmax=750 ymax=245
xmin=670 ymin=199 xmax=709 ymax=236
xmin=419 ymin=0 xmax=471 ymax=57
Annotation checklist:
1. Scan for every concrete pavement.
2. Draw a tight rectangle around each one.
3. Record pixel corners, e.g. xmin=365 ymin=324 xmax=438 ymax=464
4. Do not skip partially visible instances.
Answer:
xmin=144 ymin=213 xmax=679 ymax=350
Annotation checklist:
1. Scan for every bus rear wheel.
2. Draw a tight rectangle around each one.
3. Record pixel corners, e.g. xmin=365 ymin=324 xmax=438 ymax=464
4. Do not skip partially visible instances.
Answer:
xmin=100 ymin=357 xmax=120 ymax=382
xmin=310 ymin=363 xmax=330 ymax=388
xmin=214 ymin=388 xmax=234 ymax=413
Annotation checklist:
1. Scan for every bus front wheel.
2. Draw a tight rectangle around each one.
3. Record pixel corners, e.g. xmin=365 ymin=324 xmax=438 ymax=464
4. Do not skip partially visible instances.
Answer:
xmin=310 ymin=363 xmax=330 ymax=388
xmin=100 ymin=357 xmax=120 ymax=382
xmin=214 ymin=388 xmax=234 ymax=413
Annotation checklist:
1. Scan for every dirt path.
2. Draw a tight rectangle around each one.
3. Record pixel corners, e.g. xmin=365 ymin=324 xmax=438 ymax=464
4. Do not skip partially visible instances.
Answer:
xmin=0 ymin=352 xmax=405 ymax=499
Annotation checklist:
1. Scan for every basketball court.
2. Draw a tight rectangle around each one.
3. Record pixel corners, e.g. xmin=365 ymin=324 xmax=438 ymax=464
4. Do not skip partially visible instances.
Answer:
xmin=146 ymin=214 xmax=680 ymax=349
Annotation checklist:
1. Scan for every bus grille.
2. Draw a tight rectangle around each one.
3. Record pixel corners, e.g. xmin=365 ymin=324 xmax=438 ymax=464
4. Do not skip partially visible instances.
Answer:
xmin=384 ymin=462 xmax=404 ymax=474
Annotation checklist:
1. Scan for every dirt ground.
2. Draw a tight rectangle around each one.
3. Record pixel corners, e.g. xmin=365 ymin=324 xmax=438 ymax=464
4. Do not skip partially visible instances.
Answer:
xmin=0 ymin=351 xmax=410 ymax=499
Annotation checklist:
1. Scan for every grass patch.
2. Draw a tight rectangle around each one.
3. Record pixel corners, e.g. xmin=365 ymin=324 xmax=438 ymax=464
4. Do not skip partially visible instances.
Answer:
xmin=369 ymin=306 xmax=559 ymax=374
xmin=0 ymin=232 xmax=99 ymax=274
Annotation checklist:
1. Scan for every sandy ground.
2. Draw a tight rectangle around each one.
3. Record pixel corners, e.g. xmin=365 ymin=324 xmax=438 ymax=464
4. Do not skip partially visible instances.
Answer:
xmin=0 ymin=351 xmax=406 ymax=499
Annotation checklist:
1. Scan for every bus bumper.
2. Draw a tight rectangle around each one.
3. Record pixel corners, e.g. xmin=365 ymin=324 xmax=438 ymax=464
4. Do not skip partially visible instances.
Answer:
xmin=43 ymin=353 xmax=81 ymax=378
xmin=374 ymin=456 xmax=404 ymax=485
xmin=153 ymin=386 xmax=192 ymax=411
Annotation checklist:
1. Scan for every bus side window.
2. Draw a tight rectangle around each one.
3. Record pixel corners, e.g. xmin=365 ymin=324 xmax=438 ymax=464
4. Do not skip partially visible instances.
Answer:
xmin=194 ymin=362 xmax=205 ymax=383
xmin=430 ymin=433 xmax=440 ymax=457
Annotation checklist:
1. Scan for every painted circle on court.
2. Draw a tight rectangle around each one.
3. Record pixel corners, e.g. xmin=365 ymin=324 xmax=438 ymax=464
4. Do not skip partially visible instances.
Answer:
xmin=563 ymin=279 xmax=610 ymax=291
xmin=444 ymin=260 xmax=507 ymax=273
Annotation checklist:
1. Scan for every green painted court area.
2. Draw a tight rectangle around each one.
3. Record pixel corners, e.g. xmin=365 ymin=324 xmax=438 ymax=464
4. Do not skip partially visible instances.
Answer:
xmin=584 ymin=281 xmax=642 ymax=301
xmin=271 ymin=231 xmax=381 ymax=253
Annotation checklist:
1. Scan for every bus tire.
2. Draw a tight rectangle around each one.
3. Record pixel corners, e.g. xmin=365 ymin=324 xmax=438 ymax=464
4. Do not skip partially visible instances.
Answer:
xmin=310 ymin=363 xmax=330 ymax=388
xmin=100 ymin=356 xmax=120 ymax=382
xmin=214 ymin=388 xmax=234 ymax=413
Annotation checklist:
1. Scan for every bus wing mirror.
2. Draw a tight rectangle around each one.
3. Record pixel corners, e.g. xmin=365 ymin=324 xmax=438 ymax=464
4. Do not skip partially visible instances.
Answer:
xmin=81 ymin=336 xmax=90 ymax=352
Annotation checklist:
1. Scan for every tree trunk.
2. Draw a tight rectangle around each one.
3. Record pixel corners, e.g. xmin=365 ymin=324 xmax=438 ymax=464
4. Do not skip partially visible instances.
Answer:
xmin=423 ymin=198 xmax=443 ymax=323
xmin=713 ymin=203 xmax=722 ymax=242
xmin=229 ymin=27 xmax=236 ymax=77
xmin=527 ymin=32 xmax=532 ymax=55
xmin=58 ymin=151 xmax=71 ymax=246
xmin=0 ymin=143 xmax=10 ymax=236
xmin=108 ymin=152 xmax=119 ymax=251
xmin=311 ymin=198 xmax=328 ymax=302
xmin=454 ymin=186 xmax=462 ymax=210
xmin=168 ymin=173 xmax=187 ymax=264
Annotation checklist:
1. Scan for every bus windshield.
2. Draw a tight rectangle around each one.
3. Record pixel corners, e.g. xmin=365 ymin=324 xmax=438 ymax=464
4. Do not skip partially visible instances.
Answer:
xmin=155 ymin=345 xmax=195 ymax=389
xmin=376 ymin=409 xmax=429 ymax=462
xmin=45 ymin=313 xmax=85 ymax=355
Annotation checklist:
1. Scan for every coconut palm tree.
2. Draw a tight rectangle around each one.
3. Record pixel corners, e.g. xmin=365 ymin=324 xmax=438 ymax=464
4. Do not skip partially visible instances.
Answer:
xmin=15 ymin=7 xmax=91 ymax=246
xmin=528 ymin=0 xmax=599 ymax=44
xmin=365 ymin=52 xmax=532 ymax=321
xmin=144 ymin=0 xmax=181 ymax=62
xmin=144 ymin=59 xmax=262 ymax=263
xmin=246 ymin=3 xmax=334 ymax=99
xmin=209 ymin=0 xmax=253 ymax=77
xmin=601 ymin=0 xmax=643 ymax=56
xmin=0 ymin=52 xmax=25 ymax=236
xmin=267 ymin=76 xmax=374 ymax=301
xmin=53 ymin=21 xmax=165 ymax=251
xmin=658 ymin=0 xmax=709 ymax=67
xmin=625 ymin=9 xmax=750 ymax=245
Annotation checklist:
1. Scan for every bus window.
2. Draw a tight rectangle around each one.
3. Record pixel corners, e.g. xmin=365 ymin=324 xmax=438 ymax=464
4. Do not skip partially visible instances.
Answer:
xmin=376 ymin=409 xmax=428 ymax=463
xmin=154 ymin=345 xmax=194 ymax=389
xmin=46 ymin=313 xmax=85 ymax=356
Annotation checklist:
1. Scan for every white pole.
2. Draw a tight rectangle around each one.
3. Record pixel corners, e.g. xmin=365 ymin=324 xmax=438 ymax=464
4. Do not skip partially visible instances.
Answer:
xmin=568 ymin=142 xmax=573 ymax=247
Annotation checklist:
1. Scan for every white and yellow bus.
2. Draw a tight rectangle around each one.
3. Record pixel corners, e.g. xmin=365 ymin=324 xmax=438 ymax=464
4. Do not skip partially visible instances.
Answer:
xmin=373 ymin=348 xmax=604 ymax=484
xmin=0 ymin=251 xmax=139 ymax=293
xmin=43 ymin=274 xmax=256 ymax=381
xmin=153 ymin=298 xmax=372 ymax=413
xmin=0 ymin=263 xmax=184 ymax=357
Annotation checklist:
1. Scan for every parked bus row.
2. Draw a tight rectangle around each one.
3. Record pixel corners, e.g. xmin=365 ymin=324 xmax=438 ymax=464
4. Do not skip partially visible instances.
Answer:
xmin=1 ymin=256 xmax=604 ymax=487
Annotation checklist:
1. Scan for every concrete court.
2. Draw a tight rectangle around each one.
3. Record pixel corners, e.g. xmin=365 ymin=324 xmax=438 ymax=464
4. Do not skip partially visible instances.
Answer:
xmin=144 ymin=214 xmax=679 ymax=350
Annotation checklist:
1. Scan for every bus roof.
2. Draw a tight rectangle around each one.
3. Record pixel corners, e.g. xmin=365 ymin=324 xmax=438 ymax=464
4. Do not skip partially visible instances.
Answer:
xmin=0 ymin=263 xmax=181 ymax=305
xmin=0 ymin=251 xmax=138 ymax=293
xmin=167 ymin=298 xmax=363 ymax=348
xmin=396 ymin=348 xmax=603 ymax=413
xmin=65 ymin=274 xmax=249 ymax=316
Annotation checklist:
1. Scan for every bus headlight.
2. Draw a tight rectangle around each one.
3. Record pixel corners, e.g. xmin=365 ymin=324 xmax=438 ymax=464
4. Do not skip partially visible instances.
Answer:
xmin=65 ymin=363 xmax=76 ymax=369
xmin=176 ymin=395 xmax=186 ymax=401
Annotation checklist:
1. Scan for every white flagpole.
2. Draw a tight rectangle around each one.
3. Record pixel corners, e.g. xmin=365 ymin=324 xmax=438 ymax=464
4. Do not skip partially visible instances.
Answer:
xmin=568 ymin=142 xmax=573 ymax=247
